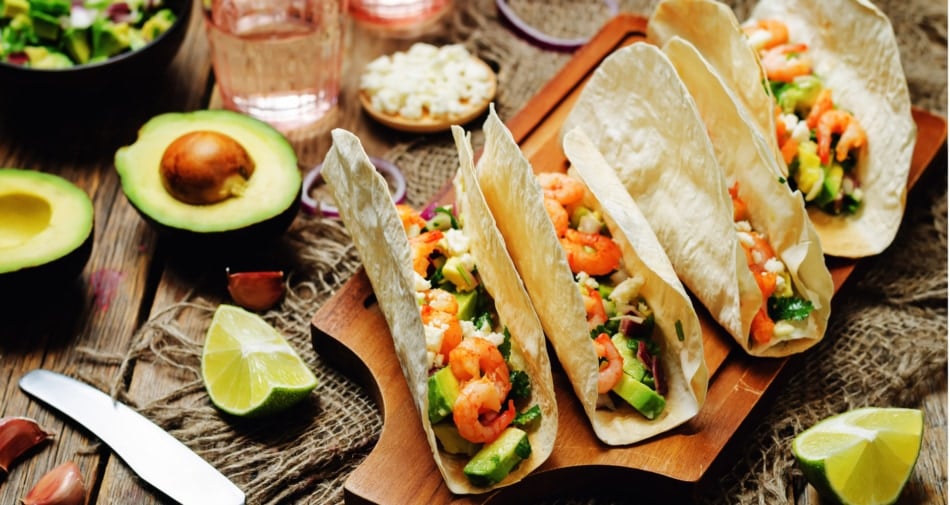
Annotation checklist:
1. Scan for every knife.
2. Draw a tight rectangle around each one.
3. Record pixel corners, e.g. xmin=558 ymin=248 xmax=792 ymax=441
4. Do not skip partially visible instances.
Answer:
xmin=19 ymin=369 xmax=245 ymax=505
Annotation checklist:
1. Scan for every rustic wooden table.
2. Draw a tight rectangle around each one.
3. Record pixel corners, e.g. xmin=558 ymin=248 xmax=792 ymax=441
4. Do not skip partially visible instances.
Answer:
xmin=0 ymin=2 xmax=945 ymax=505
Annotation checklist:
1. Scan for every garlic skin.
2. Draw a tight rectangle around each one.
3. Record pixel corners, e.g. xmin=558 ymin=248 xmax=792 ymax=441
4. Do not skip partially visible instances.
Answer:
xmin=21 ymin=461 xmax=86 ymax=505
xmin=0 ymin=417 xmax=52 ymax=473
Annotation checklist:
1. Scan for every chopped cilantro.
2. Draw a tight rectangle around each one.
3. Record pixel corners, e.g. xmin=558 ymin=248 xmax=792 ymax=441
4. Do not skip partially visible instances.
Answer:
xmin=474 ymin=312 xmax=492 ymax=332
xmin=498 ymin=327 xmax=512 ymax=361
xmin=513 ymin=405 xmax=542 ymax=430
xmin=435 ymin=205 xmax=459 ymax=229
xmin=675 ymin=320 xmax=685 ymax=341
xmin=508 ymin=370 xmax=531 ymax=399
xmin=768 ymin=296 xmax=815 ymax=321
xmin=778 ymin=176 xmax=787 ymax=184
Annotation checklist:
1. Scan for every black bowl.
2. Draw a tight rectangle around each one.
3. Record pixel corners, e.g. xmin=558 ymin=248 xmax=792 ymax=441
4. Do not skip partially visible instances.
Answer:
xmin=0 ymin=0 xmax=193 ymax=102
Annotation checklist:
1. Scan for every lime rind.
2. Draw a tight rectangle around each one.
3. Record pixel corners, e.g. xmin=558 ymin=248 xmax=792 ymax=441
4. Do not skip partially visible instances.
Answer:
xmin=792 ymin=407 xmax=923 ymax=505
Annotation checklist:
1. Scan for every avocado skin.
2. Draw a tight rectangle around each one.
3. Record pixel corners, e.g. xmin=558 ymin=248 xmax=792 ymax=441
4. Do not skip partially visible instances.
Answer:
xmin=0 ymin=231 xmax=93 ymax=293
xmin=131 ymin=192 xmax=301 ymax=261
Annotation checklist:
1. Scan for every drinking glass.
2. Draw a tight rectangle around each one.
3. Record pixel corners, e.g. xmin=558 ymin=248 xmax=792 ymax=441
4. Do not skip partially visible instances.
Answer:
xmin=349 ymin=0 xmax=451 ymax=34
xmin=205 ymin=0 xmax=348 ymax=132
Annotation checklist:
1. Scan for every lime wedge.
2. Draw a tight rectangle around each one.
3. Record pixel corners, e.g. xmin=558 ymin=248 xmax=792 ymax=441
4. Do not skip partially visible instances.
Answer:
xmin=792 ymin=407 xmax=923 ymax=505
xmin=201 ymin=304 xmax=318 ymax=417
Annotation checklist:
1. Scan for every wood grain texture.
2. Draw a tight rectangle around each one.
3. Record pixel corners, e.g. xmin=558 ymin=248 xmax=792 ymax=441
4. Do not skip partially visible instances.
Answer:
xmin=309 ymin=14 xmax=948 ymax=505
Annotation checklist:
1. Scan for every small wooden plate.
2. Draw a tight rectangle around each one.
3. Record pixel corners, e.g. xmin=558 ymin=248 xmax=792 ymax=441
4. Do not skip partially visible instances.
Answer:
xmin=359 ymin=56 xmax=498 ymax=133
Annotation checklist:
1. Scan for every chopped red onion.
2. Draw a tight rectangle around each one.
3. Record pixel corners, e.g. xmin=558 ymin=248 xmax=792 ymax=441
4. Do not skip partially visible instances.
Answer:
xmin=495 ymin=0 xmax=619 ymax=52
xmin=301 ymin=156 xmax=406 ymax=217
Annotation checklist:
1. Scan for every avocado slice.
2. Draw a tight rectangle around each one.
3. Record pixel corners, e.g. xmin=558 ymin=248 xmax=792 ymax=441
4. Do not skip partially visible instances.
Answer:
xmin=463 ymin=427 xmax=531 ymax=487
xmin=611 ymin=372 xmax=666 ymax=420
xmin=114 ymin=110 xmax=300 ymax=254
xmin=0 ymin=169 xmax=94 ymax=290
xmin=427 ymin=366 xmax=460 ymax=424
xmin=63 ymin=28 xmax=91 ymax=65
xmin=611 ymin=333 xmax=647 ymax=382
xmin=431 ymin=423 xmax=479 ymax=456
xmin=453 ymin=289 xmax=479 ymax=322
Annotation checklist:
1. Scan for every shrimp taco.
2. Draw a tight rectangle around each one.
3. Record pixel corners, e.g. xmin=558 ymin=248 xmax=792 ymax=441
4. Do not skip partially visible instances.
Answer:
xmin=320 ymin=129 xmax=557 ymax=493
xmin=661 ymin=36 xmax=834 ymax=356
xmin=475 ymin=106 xmax=707 ymax=445
xmin=649 ymin=0 xmax=917 ymax=258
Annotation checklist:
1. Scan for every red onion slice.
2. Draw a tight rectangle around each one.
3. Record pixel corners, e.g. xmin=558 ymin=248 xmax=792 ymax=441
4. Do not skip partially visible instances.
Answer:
xmin=301 ymin=156 xmax=407 ymax=217
xmin=495 ymin=0 xmax=619 ymax=52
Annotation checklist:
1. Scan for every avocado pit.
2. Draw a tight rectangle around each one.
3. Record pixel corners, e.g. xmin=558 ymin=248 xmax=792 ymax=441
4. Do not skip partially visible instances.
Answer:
xmin=159 ymin=130 xmax=255 ymax=205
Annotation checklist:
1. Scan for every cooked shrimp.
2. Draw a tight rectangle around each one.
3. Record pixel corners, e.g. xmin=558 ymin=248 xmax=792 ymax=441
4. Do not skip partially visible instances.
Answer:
xmin=397 ymin=203 xmax=427 ymax=235
xmin=425 ymin=288 xmax=459 ymax=315
xmin=409 ymin=230 xmax=443 ymax=276
xmin=744 ymin=19 xmax=789 ymax=50
xmin=421 ymin=305 xmax=463 ymax=356
xmin=750 ymin=308 xmax=775 ymax=345
xmin=453 ymin=377 xmax=516 ymax=443
xmin=448 ymin=336 xmax=511 ymax=395
xmin=544 ymin=198 xmax=569 ymax=237
xmin=593 ymin=333 xmax=623 ymax=394
xmin=805 ymin=88 xmax=834 ymax=129
xmin=560 ymin=229 xmax=622 ymax=276
xmin=760 ymin=43 xmax=811 ymax=83
xmin=816 ymin=109 xmax=866 ymax=164
xmin=729 ymin=182 xmax=750 ymax=222
xmin=537 ymin=172 xmax=585 ymax=206
xmin=582 ymin=285 xmax=607 ymax=328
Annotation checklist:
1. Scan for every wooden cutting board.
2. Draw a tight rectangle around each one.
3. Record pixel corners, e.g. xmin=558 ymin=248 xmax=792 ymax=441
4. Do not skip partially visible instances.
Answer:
xmin=310 ymin=14 xmax=948 ymax=505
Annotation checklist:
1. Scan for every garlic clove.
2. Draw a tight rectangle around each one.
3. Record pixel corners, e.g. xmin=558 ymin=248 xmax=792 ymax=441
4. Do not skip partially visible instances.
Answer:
xmin=0 ymin=416 xmax=52 ymax=473
xmin=21 ymin=461 xmax=86 ymax=505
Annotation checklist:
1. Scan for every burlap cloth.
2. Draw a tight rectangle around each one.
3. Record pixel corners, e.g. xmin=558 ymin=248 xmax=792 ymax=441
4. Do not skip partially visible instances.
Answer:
xmin=94 ymin=1 xmax=947 ymax=503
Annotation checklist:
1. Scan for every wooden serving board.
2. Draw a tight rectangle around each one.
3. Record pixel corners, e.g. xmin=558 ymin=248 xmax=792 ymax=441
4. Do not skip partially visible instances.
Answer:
xmin=310 ymin=14 xmax=948 ymax=505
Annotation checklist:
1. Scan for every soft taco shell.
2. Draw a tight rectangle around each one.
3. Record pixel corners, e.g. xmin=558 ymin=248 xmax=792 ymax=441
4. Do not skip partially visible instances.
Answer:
xmin=648 ymin=0 xmax=785 ymax=172
xmin=747 ymin=0 xmax=916 ymax=257
xmin=476 ymin=105 xmax=706 ymax=445
xmin=320 ymin=128 xmax=557 ymax=494
xmin=663 ymin=36 xmax=834 ymax=356
xmin=562 ymin=42 xmax=761 ymax=349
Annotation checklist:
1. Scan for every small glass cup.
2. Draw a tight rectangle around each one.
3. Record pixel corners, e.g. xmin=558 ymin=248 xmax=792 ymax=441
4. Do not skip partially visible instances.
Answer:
xmin=349 ymin=0 xmax=452 ymax=35
xmin=205 ymin=0 xmax=348 ymax=132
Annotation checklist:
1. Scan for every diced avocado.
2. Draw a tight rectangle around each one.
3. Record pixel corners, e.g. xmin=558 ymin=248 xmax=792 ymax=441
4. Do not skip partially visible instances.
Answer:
xmin=432 ymin=423 xmax=480 ymax=456
xmin=442 ymin=256 xmax=477 ymax=292
xmin=91 ymin=19 xmax=131 ymax=60
xmin=611 ymin=333 xmax=647 ymax=382
xmin=453 ymin=289 xmax=479 ymax=322
xmin=140 ymin=8 xmax=176 ymax=42
xmin=29 ymin=10 xmax=60 ymax=42
xmin=815 ymin=163 xmax=844 ymax=207
xmin=795 ymin=141 xmax=823 ymax=201
xmin=63 ymin=28 xmax=90 ymax=64
xmin=596 ymin=283 xmax=613 ymax=300
xmin=463 ymin=427 xmax=531 ymax=487
xmin=611 ymin=373 xmax=665 ymax=420
xmin=427 ymin=366 xmax=460 ymax=424
xmin=776 ymin=75 xmax=822 ymax=114
xmin=24 ymin=45 xmax=72 ymax=68
xmin=1 ymin=0 xmax=29 ymax=18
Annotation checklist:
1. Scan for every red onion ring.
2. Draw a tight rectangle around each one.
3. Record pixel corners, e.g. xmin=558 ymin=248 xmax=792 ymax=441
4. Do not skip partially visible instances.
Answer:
xmin=301 ymin=156 xmax=407 ymax=217
xmin=496 ymin=0 xmax=619 ymax=52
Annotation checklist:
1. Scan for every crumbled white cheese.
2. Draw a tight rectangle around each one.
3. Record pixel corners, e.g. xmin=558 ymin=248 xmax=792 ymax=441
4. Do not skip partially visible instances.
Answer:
xmin=773 ymin=320 xmax=796 ymax=339
xmin=459 ymin=321 xmax=505 ymax=347
xmin=734 ymin=220 xmax=753 ymax=233
xmin=791 ymin=118 xmax=811 ymax=144
xmin=609 ymin=274 xmax=645 ymax=308
xmin=413 ymin=272 xmax=431 ymax=298
xmin=424 ymin=319 xmax=446 ymax=369
xmin=360 ymin=42 xmax=493 ymax=120
xmin=764 ymin=257 xmax=786 ymax=274
xmin=575 ymin=271 xmax=599 ymax=290
xmin=736 ymin=230 xmax=756 ymax=247
xmin=443 ymin=228 xmax=470 ymax=256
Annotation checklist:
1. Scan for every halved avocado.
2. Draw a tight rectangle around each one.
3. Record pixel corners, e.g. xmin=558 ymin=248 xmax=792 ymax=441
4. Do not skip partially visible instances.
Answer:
xmin=0 ymin=169 xmax=94 ymax=290
xmin=114 ymin=110 xmax=301 ymax=255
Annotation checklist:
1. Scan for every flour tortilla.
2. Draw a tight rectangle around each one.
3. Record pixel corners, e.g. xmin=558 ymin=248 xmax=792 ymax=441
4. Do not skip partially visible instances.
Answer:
xmin=476 ymin=106 xmax=706 ymax=445
xmin=562 ymin=42 xmax=761 ymax=353
xmin=650 ymin=0 xmax=917 ymax=258
xmin=663 ymin=36 xmax=834 ymax=356
xmin=320 ymin=128 xmax=557 ymax=494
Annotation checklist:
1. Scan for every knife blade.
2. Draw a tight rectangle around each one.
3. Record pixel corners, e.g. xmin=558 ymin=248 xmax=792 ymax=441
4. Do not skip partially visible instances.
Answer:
xmin=19 ymin=369 xmax=245 ymax=505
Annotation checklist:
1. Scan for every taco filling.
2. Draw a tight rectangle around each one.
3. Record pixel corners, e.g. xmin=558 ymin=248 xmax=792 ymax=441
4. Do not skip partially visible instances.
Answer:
xmin=398 ymin=202 xmax=540 ymax=486
xmin=539 ymin=172 xmax=666 ymax=420
xmin=744 ymin=19 xmax=867 ymax=216
xmin=729 ymin=182 xmax=815 ymax=346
